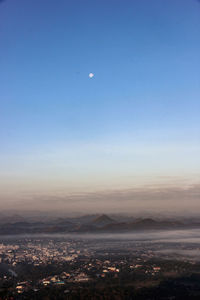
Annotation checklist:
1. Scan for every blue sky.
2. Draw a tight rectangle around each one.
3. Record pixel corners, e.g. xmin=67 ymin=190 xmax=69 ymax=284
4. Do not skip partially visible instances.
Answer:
xmin=0 ymin=0 xmax=200 ymax=210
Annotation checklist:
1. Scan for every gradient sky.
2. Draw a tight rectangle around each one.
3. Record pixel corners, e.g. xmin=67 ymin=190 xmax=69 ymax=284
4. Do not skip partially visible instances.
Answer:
xmin=0 ymin=0 xmax=200 ymax=212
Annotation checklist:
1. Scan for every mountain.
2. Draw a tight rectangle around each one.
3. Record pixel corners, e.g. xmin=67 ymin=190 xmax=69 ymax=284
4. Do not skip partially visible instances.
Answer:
xmin=97 ymin=218 xmax=184 ymax=232
xmin=0 ymin=214 xmax=26 ymax=224
xmin=128 ymin=218 xmax=183 ymax=230
xmin=91 ymin=214 xmax=115 ymax=226
xmin=72 ymin=224 xmax=97 ymax=232
xmin=0 ymin=215 xmax=200 ymax=235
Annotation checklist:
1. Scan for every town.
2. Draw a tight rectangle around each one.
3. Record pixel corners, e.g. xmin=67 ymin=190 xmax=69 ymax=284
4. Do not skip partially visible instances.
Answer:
xmin=1 ymin=235 xmax=200 ymax=299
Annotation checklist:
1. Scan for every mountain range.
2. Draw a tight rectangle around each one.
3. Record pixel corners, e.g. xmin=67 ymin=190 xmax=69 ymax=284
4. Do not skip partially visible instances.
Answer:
xmin=0 ymin=214 xmax=200 ymax=235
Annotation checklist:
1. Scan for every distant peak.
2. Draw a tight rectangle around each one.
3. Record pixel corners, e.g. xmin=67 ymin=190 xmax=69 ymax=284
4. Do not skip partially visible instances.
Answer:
xmin=92 ymin=214 xmax=115 ymax=225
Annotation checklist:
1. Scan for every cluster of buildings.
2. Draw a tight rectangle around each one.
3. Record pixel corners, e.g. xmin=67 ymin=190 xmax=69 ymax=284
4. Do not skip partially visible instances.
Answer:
xmin=0 ymin=239 xmax=81 ymax=266
xmin=2 ymin=237 xmax=194 ymax=297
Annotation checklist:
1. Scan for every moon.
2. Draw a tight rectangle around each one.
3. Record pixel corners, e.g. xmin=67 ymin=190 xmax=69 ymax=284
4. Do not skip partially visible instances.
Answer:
xmin=89 ymin=73 xmax=94 ymax=78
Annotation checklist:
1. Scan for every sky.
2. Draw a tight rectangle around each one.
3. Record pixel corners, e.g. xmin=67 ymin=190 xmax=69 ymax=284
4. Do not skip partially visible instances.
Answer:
xmin=0 ymin=0 xmax=200 ymax=213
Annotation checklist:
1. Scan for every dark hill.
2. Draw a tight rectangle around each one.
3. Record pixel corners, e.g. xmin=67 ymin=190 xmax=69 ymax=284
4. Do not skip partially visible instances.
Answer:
xmin=91 ymin=214 xmax=115 ymax=226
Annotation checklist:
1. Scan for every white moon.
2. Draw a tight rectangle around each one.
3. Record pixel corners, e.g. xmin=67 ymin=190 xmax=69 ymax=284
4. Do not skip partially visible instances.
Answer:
xmin=89 ymin=73 xmax=94 ymax=78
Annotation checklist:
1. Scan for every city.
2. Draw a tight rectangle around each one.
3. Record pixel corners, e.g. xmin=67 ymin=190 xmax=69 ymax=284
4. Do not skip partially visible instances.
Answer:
xmin=1 ymin=232 xmax=200 ymax=299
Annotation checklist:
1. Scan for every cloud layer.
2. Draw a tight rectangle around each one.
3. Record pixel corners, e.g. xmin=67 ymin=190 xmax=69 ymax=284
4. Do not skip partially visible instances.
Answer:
xmin=1 ymin=182 xmax=199 ymax=216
